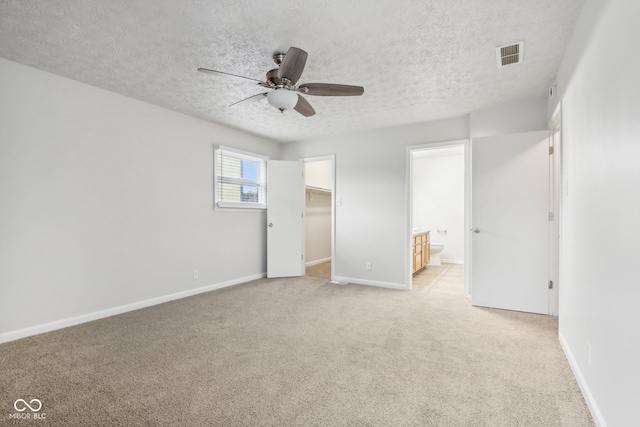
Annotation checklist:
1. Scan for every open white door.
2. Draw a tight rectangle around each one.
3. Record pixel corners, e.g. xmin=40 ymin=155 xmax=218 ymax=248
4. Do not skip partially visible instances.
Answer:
xmin=267 ymin=160 xmax=304 ymax=278
xmin=471 ymin=131 xmax=549 ymax=314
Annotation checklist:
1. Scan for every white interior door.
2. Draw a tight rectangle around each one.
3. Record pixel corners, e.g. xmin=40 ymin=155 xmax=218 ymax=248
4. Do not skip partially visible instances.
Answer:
xmin=471 ymin=131 xmax=549 ymax=314
xmin=267 ymin=160 xmax=304 ymax=278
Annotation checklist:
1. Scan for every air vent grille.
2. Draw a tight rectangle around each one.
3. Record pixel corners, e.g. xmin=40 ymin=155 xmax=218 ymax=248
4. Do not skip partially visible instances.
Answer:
xmin=496 ymin=41 xmax=524 ymax=67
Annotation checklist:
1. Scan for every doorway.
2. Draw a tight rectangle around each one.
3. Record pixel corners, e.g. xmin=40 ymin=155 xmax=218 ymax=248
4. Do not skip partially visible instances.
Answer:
xmin=303 ymin=156 xmax=335 ymax=280
xmin=408 ymin=140 xmax=469 ymax=293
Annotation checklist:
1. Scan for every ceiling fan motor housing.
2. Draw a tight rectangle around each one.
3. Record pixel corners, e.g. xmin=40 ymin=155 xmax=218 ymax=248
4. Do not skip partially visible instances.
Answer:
xmin=266 ymin=69 xmax=279 ymax=86
xmin=266 ymin=68 xmax=292 ymax=89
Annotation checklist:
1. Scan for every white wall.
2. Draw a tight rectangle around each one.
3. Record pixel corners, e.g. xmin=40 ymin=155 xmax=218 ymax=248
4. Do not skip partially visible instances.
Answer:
xmin=0 ymin=58 xmax=281 ymax=341
xmin=283 ymin=118 xmax=470 ymax=288
xmin=412 ymin=146 xmax=465 ymax=263
xmin=470 ymin=98 xmax=548 ymax=138
xmin=305 ymin=160 xmax=332 ymax=190
xmin=552 ymin=1 xmax=640 ymax=426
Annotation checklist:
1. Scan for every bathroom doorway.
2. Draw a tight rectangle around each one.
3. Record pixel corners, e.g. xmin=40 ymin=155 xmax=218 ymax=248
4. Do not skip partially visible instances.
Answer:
xmin=303 ymin=156 xmax=335 ymax=280
xmin=408 ymin=141 xmax=469 ymax=293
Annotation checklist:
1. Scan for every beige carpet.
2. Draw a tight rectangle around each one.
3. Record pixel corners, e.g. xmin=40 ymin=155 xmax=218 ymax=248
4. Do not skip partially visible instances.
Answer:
xmin=0 ymin=267 xmax=594 ymax=426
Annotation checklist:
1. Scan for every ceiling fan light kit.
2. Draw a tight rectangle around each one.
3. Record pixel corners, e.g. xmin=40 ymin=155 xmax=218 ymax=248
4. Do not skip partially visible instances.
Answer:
xmin=198 ymin=47 xmax=364 ymax=117
xmin=267 ymin=89 xmax=298 ymax=112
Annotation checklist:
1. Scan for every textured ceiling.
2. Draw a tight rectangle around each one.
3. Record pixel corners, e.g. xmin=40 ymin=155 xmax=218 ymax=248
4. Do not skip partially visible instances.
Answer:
xmin=0 ymin=0 xmax=585 ymax=142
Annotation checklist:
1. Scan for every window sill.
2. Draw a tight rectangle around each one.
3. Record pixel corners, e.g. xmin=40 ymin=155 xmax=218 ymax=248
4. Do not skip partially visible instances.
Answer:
xmin=215 ymin=201 xmax=267 ymax=211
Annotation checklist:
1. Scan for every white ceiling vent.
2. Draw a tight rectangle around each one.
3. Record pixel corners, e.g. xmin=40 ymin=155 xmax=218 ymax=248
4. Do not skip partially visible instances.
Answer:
xmin=496 ymin=41 xmax=524 ymax=67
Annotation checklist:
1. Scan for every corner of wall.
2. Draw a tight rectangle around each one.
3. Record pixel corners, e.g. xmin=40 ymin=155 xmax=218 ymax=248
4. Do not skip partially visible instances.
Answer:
xmin=554 ymin=0 xmax=611 ymax=99
xmin=559 ymin=333 xmax=607 ymax=427
xmin=470 ymin=98 xmax=548 ymax=139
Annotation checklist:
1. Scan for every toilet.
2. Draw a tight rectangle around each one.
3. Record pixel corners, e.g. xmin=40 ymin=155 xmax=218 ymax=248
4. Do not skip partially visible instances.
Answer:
xmin=429 ymin=243 xmax=445 ymax=266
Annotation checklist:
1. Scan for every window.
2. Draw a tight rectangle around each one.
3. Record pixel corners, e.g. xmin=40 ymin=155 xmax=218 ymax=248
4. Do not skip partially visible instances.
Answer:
xmin=214 ymin=146 xmax=267 ymax=209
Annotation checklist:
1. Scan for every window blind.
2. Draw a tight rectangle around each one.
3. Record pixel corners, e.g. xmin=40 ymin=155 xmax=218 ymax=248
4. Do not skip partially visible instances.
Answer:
xmin=215 ymin=147 xmax=267 ymax=209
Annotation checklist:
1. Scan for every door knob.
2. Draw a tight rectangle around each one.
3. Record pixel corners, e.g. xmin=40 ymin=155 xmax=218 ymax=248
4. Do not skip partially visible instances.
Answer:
xmin=268 ymin=223 xmax=273 ymax=227
xmin=472 ymin=227 xmax=481 ymax=233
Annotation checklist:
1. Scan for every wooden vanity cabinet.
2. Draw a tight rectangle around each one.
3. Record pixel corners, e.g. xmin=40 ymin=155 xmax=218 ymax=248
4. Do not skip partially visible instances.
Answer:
xmin=412 ymin=231 xmax=430 ymax=275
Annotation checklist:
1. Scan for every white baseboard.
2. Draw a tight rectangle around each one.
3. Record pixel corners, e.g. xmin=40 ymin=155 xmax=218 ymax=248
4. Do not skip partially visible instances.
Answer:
xmin=442 ymin=259 xmax=464 ymax=265
xmin=332 ymin=276 xmax=407 ymax=290
xmin=559 ymin=332 xmax=607 ymax=427
xmin=0 ymin=273 xmax=266 ymax=345
xmin=305 ymin=257 xmax=331 ymax=267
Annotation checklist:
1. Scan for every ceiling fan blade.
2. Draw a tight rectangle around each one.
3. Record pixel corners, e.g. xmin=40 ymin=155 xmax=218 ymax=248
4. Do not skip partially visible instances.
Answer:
xmin=294 ymin=94 xmax=316 ymax=117
xmin=197 ymin=68 xmax=268 ymax=85
xmin=278 ymin=47 xmax=308 ymax=85
xmin=229 ymin=92 xmax=268 ymax=108
xmin=299 ymin=83 xmax=364 ymax=96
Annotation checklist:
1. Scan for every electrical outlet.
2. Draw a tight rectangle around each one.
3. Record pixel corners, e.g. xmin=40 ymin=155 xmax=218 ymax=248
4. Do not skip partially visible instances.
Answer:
xmin=193 ymin=270 xmax=199 ymax=280
xmin=366 ymin=262 xmax=372 ymax=271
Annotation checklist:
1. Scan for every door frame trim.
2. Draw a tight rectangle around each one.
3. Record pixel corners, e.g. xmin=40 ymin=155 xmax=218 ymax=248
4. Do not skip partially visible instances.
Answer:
xmin=406 ymin=139 xmax=470 ymax=297
xmin=549 ymin=102 xmax=562 ymax=316
xmin=302 ymin=155 xmax=336 ymax=282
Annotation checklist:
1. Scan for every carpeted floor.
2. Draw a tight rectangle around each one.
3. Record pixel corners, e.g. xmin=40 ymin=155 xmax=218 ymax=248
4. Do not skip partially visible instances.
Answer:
xmin=0 ymin=266 xmax=594 ymax=426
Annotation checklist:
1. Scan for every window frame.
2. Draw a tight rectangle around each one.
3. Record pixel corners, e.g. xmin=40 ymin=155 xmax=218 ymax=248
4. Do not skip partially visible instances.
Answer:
xmin=214 ymin=145 xmax=269 ymax=211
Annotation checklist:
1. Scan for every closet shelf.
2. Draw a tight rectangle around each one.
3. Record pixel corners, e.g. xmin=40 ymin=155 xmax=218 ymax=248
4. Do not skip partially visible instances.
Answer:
xmin=305 ymin=186 xmax=331 ymax=194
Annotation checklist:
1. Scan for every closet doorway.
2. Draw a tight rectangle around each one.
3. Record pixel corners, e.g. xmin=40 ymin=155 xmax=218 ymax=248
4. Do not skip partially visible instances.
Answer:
xmin=303 ymin=156 xmax=335 ymax=280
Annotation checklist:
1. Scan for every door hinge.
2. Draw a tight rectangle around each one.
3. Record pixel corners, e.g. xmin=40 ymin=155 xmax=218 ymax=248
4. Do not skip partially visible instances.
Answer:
xmin=301 ymin=254 xmax=304 ymax=260
xmin=548 ymin=280 xmax=554 ymax=289
xmin=549 ymin=212 xmax=555 ymax=221
xmin=549 ymin=146 xmax=554 ymax=155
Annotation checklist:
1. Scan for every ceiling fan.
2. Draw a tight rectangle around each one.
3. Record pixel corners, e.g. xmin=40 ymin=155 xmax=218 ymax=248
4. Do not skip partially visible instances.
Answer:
xmin=198 ymin=47 xmax=364 ymax=117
